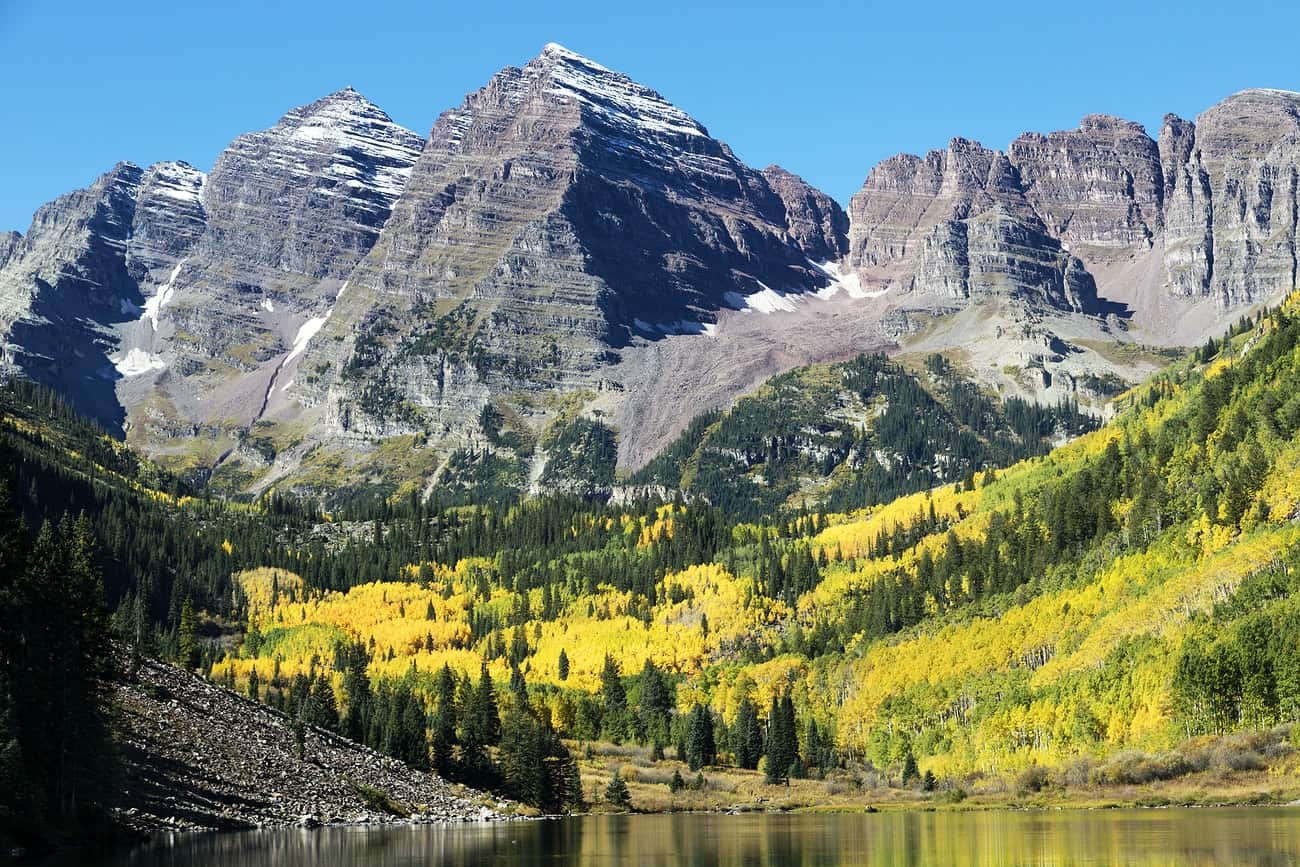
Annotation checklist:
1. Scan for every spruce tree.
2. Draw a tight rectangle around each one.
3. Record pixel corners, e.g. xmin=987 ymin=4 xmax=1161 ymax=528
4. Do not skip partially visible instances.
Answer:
xmin=178 ymin=598 xmax=199 ymax=670
xmin=901 ymin=749 xmax=919 ymax=785
xmin=686 ymin=703 xmax=716 ymax=770
xmin=430 ymin=664 xmax=459 ymax=777
xmin=638 ymin=659 xmax=671 ymax=745
xmin=731 ymin=698 xmax=763 ymax=770
xmin=599 ymin=654 xmax=629 ymax=742
xmin=310 ymin=674 xmax=339 ymax=731
xmin=557 ymin=648 xmax=570 ymax=681
xmin=764 ymin=695 xmax=796 ymax=785
xmin=459 ymin=664 xmax=499 ymax=784
xmin=604 ymin=767 xmax=632 ymax=810
xmin=499 ymin=693 xmax=545 ymax=806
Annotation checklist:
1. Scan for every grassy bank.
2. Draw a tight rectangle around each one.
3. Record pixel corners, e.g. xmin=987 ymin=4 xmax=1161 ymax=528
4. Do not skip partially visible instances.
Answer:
xmin=573 ymin=726 xmax=1300 ymax=815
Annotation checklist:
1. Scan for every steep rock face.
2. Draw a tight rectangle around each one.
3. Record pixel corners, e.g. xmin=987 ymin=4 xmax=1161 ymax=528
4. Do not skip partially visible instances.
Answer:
xmin=149 ymin=89 xmax=425 ymax=382
xmin=0 ymin=232 xmax=20 ymax=271
xmin=311 ymin=43 xmax=836 ymax=439
xmin=847 ymin=138 xmax=1042 ymax=292
xmin=913 ymin=206 xmax=1098 ymax=311
xmin=851 ymin=92 xmax=1300 ymax=312
xmin=844 ymin=137 xmax=1098 ymax=308
xmin=126 ymin=161 xmax=207 ymax=283
xmin=761 ymin=164 xmax=849 ymax=262
xmin=1172 ymin=89 xmax=1300 ymax=305
xmin=1007 ymin=115 xmax=1164 ymax=253
xmin=0 ymin=163 xmax=145 ymax=426
xmin=1160 ymin=114 xmax=1215 ymax=297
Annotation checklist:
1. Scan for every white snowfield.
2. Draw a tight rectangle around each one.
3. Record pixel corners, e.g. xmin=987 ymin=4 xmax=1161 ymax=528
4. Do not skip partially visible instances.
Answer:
xmin=720 ymin=263 xmax=889 ymax=315
xmin=142 ymin=261 xmax=184 ymax=331
xmin=286 ymin=315 xmax=328 ymax=364
xmin=114 ymin=348 xmax=166 ymax=377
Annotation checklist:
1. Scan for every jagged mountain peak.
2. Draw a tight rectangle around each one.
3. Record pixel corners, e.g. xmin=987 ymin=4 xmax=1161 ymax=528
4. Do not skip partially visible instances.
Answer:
xmin=539 ymin=41 xmax=605 ymax=68
xmin=525 ymin=42 xmax=710 ymax=141
xmin=272 ymin=87 xmax=420 ymax=156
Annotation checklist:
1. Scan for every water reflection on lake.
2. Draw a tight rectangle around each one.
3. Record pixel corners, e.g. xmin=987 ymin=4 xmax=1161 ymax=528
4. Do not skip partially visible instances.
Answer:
xmin=77 ymin=807 xmax=1300 ymax=866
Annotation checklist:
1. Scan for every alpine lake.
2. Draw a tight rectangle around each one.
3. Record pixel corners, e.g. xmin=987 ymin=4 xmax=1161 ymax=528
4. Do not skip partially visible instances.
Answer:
xmin=62 ymin=806 xmax=1300 ymax=866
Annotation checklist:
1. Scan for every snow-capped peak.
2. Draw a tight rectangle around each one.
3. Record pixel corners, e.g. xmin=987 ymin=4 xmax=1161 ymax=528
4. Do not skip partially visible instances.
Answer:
xmin=541 ymin=42 xmax=611 ymax=73
xmin=536 ymin=42 xmax=707 ymax=140
xmin=266 ymin=88 xmax=425 ymax=202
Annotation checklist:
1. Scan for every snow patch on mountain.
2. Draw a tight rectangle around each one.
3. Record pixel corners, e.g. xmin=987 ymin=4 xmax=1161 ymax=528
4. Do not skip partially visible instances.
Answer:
xmin=114 ymin=348 xmax=166 ymax=377
xmin=149 ymin=162 xmax=207 ymax=205
xmin=286 ymin=315 xmax=328 ymax=364
xmin=633 ymin=317 xmax=716 ymax=338
xmin=814 ymin=261 xmax=886 ymax=299
xmin=542 ymin=42 xmax=707 ymax=140
xmin=142 ymin=261 xmax=184 ymax=331
xmin=280 ymin=88 xmax=424 ymax=202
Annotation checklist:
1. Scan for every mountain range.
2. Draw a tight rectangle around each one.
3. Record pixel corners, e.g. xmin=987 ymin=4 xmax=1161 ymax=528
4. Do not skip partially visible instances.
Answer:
xmin=3 ymin=43 xmax=1299 ymax=503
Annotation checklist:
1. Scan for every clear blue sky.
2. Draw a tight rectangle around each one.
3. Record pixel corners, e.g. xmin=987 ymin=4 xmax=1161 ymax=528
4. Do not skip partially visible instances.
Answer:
xmin=2 ymin=0 xmax=1298 ymax=233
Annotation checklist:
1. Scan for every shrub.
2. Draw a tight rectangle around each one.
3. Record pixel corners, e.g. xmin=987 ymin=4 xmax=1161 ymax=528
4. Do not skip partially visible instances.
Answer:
xmin=348 ymin=780 xmax=410 ymax=817
xmin=1016 ymin=765 xmax=1050 ymax=794
xmin=1090 ymin=751 xmax=1194 ymax=786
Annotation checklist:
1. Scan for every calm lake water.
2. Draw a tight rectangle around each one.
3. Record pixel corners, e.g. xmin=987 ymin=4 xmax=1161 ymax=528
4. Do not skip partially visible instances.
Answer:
xmin=76 ymin=808 xmax=1300 ymax=866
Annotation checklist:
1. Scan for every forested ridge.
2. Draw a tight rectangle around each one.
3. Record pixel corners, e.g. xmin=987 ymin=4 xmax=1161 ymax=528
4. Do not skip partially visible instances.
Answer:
xmin=632 ymin=353 xmax=1096 ymax=520
xmin=4 ymin=299 xmax=1300 ymax=819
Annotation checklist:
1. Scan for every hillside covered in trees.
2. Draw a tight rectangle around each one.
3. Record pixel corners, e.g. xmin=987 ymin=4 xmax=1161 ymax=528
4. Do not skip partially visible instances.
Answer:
xmin=4 ymin=298 xmax=1300 ymax=819
xmin=632 ymin=353 xmax=1097 ymax=520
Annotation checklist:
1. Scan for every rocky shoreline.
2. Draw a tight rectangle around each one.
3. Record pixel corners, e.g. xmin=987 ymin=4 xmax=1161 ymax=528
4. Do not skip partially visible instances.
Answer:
xmin=111 ymin=658 xmax=508 ymax=835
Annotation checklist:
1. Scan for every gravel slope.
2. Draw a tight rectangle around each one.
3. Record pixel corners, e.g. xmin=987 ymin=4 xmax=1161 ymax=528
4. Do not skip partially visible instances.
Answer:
xmin=111 ymin=658 xmax=505 ymax=833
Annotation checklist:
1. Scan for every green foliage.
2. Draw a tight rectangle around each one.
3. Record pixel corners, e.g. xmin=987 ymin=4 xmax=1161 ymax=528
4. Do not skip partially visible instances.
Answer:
xmin=604 ymin=768 xmax=632 ymax=810
xmin=498 ymin=687 xmax=582 ymax=813
xmin=633 ymin=353 xmax=1096 ymax=519
xmin=686 ymin=703 xmax=716 ymax=771
xmin=539 ymin=417 xmax=617 ymax=492
xmin=764 ymin=695 xmax=797 ymax=784
xmin=731 ymin=698 xmax=764 ymax=770
xmin=0 ymin=490 xmax=115 ymax=836
xmin=348 ymin=780 xmax=409 ymax=817
xmin=599 ymin=654 xmax=630 ymax=743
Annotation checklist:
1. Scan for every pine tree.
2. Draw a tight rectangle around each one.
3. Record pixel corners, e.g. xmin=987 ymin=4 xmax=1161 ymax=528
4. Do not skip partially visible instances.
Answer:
xmin=178 ymin=598 xmax=199 ymax=670
xmin=901 ymin=749 xmax=919 ymax=785
xmin=459 ymin=664 xmax=498 ymax=784
xmin=764 ymin=695 xmax=796 ymax=785
xmin=310 ymin=674 xmax=339 ymax=731
xmin=686 ymin=703 xmax=716 ymax=770
xmin=731 ymin=698 xmax=763 ymax=770
xmin=430 ymin=664 xmax=459 ymax=777
xmin=557 ymin=648 xmax=570 ymax=681
xmin=638 ymin=659 xmax=671 ymax=746
xmin=604 ymin=767 xmax=632 ymax=810
xmin=499 ymin=693 xmax=545 ymax=806
xmin=599 ymin=654 xmax=629 ymax=742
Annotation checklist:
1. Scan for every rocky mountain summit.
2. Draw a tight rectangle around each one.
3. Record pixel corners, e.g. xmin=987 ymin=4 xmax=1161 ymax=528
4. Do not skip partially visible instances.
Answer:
xmin=0 ymin=46 xmax=1296 ymax=504
xmin=297 ymin=43 xmax=848 ymax=443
